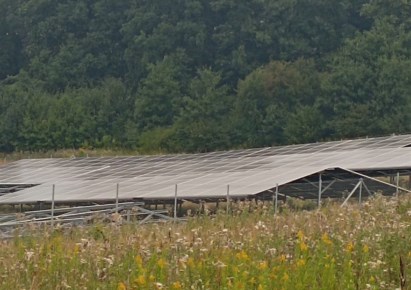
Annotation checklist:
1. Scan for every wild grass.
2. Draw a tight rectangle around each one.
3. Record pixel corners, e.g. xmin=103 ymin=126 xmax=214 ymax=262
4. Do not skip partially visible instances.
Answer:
xmin=1 ymin=195 xmax=411 ymax=289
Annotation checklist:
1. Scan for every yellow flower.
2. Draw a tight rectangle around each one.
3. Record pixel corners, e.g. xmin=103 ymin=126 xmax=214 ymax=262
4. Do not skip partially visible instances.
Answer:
xmin=117 ymin=282 xmax=126 ymax=290
xmin=296 ymin=259 xmax=306 ymax=267
xmin=279 ymin=254 xmax=287 ymax=263
xmin=282 ymin=273 xmax=289 ymax=282
xmin=258 ymin=284 xmax=264 ymax=290
xmin=135 ymin=275 xmax=146 ymax=286
xmin=187 ymin=257 xmax=195 ymax=268
xmin=135 ymin=255 xmax=143 ymax=267
xmin=297 ymin=230 xmax=304 ymax=241
xmin=236 ymin=250 xmax=249 ymax=261
xmin=299 ymin=241 xmax=308 ymax=252
xmin=258 ymin=261 xmax=268 ymax=270
xmin=157 ymin=258 xmax=166 ymax=269
xmin=73 ymin=244 xmax=80 ymax=255
xmin=363 ymin=244 xmax=369 ymax=253
xmin=172 ymin=281 xmax=182 ymax=289
xmin=346 ymin=242 xmax=354 ymax=253
xmin=321 ymin=233 xmax=332 ymax=246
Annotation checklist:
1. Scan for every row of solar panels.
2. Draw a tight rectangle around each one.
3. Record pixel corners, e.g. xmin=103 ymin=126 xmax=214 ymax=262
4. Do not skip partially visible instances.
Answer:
xmin=0 ymin=134 xmax=410 ymax=204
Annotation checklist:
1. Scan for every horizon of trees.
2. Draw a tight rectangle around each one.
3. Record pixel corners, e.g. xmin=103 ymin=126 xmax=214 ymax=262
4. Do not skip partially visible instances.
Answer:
xmin=1 ymin=0 xmax=410 ymax=153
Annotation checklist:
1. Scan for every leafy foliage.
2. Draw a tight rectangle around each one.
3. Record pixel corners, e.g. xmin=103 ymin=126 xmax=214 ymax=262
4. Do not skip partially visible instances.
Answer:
xmin=0 ymin=0 xmax=410 ymax=153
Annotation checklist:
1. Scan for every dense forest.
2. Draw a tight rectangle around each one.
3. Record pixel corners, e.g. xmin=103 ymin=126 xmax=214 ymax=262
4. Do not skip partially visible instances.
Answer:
xmin=0 ymin=0 xmax=410 ymax=153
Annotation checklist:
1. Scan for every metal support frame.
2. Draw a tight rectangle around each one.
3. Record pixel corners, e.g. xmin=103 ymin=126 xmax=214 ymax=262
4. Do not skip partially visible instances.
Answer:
xmin=341 ymin=167 xmax=411 ymax=194
xmin=341 ymin=179 xmax=363 ymax=207
xmin=226 ymin=184 xmax=230 ymax=214
xmin=174 ymin=184 xmax=178 ymax=221
xmin=51 ymin=184 xmax=55 ymax=228
xmin=318 ymin=173 xmax=322 ymax=208
xmin=274 ymin=183 xmax=279 ymax=215
xmin=115 ymin=183 xmax=119 ymax=213
xmin=0 ymin=201 xmax=172 ymax=238
xmin=362 ymin=181 xmax=372 ymax=196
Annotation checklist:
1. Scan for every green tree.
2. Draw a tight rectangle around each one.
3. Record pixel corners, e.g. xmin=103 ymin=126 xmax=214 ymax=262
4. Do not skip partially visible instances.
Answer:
xmin=168 ymin=69 xmax=233 ymax=152
xmin=322 ymin=17 xmax=411 ymax=137
xmin=134 ymin=53 xmax=186 ymax=132
xmin=232 ymin=59 xmax=322 ymax=147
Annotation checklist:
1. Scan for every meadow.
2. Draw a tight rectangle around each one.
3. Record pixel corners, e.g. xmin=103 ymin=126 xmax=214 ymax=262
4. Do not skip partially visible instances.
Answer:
xmin=0 ymin=195 xmax=410 ymax=290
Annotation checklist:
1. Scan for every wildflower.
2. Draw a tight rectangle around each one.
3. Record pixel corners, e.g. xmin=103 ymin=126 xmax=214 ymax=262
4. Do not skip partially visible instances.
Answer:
xmin=282 ymin=273 xmax=289 ymax=282
xmin=135 ymin=275 xmax=146 ymax=286
xmin=299 ymin=241 xmax=308 ymax=252
xmin=155 ymin=282 xmax=164 ymax=289
xmin=172 ymin=281 xmax=182 ymax=289
xmin=236 ymin=250 xmax=249 ymax=261
xmin=346 ymin=242 xmax=354 ymax=253
xmin=135 ymin=255 xmax=143 ymax=267
xmin=61 ymin=281 xmax=71 ymax=289
xmin=213 ymin=260 xmax=227 ymax=268
xmin=363 ymin=244 xmax=369 ymax=253
xmin=258 ymin=261 xmax=268 ymax=270
xmin=297 ymin=230 xmax=304 ymax=241
xmin=25 ymin=250 xmax=35 ymax=261
xmin=117 ymin=282 xmax=126 ymax=290
xmin=279 ymin=254 xmax=287 ymax=263
xmin=74 ymin=244 xmax=81 ymax=254
xmin=258 ymin=284 xmax=264 ymax=290
xmin=157 ymin=258 xmax=166 ymax=269
xmin=187 ymin=257 xmax=195 ymax=268
xmin=296 ymin=259 xmax=306 ymax=267
xmin=321 ymin=233 xmax=332 ymax=246
xmin=103 ymin=256 xmax=114 ymax=267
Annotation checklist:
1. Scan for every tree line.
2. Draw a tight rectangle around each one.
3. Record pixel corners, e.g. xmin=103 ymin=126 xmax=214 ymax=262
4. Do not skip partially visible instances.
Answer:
xmin=1 ymin=0 xmax=410 ymax=153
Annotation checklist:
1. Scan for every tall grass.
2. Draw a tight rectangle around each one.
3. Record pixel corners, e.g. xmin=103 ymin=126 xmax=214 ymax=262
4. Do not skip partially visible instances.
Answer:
xmin=1 ymin=195 xmax=411 ymax=289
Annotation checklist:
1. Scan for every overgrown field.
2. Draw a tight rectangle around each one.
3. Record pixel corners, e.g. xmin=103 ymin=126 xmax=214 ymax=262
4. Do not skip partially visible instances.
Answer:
xmin=1 ymin=196 xmax=411 ymax=290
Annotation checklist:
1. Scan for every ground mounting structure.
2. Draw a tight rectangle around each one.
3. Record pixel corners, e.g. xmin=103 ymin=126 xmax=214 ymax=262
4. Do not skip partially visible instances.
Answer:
xmin=1 ymin=134 xmax=411 ymax=209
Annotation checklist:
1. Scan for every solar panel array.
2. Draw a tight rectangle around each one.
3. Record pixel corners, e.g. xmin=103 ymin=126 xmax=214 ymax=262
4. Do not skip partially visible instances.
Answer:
xmin=0 ymin=134 xmax=411 ymax=204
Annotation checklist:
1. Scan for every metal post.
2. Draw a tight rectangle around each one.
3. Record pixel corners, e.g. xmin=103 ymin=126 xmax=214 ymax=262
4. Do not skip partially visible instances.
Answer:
xmin=318 ymin=173 xmax=322 ymax=208
xmin=51 ymin=184 xmax=55 ymax=228
xmin=174 ymin=184 xmax=178 ymax=221
xmin=359 ymin=178 xmax=363 ymax=205
xmin=115 ymin=183 xmax=119 ymax=214
xmin=396 ymin=172 xmax=400 ymax=197
xmin=226 ymin=185 xmax=230 ymax=214
xmin=341 ymin=179 xmax=362 ymax=207
xmin=274 ymin=183 xmax=279 ymax=215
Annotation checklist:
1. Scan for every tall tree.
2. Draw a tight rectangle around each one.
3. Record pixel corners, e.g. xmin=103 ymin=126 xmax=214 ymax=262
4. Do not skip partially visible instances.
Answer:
xmin=168 ymin=68 xmax=233 ymax=152
xmin=232 ymin=59 xmax=322 ymax=147
xmin=322 ymin=17 xmax=411 ymax=137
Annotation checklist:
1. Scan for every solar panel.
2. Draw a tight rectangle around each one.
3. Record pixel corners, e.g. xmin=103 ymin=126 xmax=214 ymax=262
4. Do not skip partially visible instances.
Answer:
xmin=0 ymin=134 xmax=411 ymax=204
